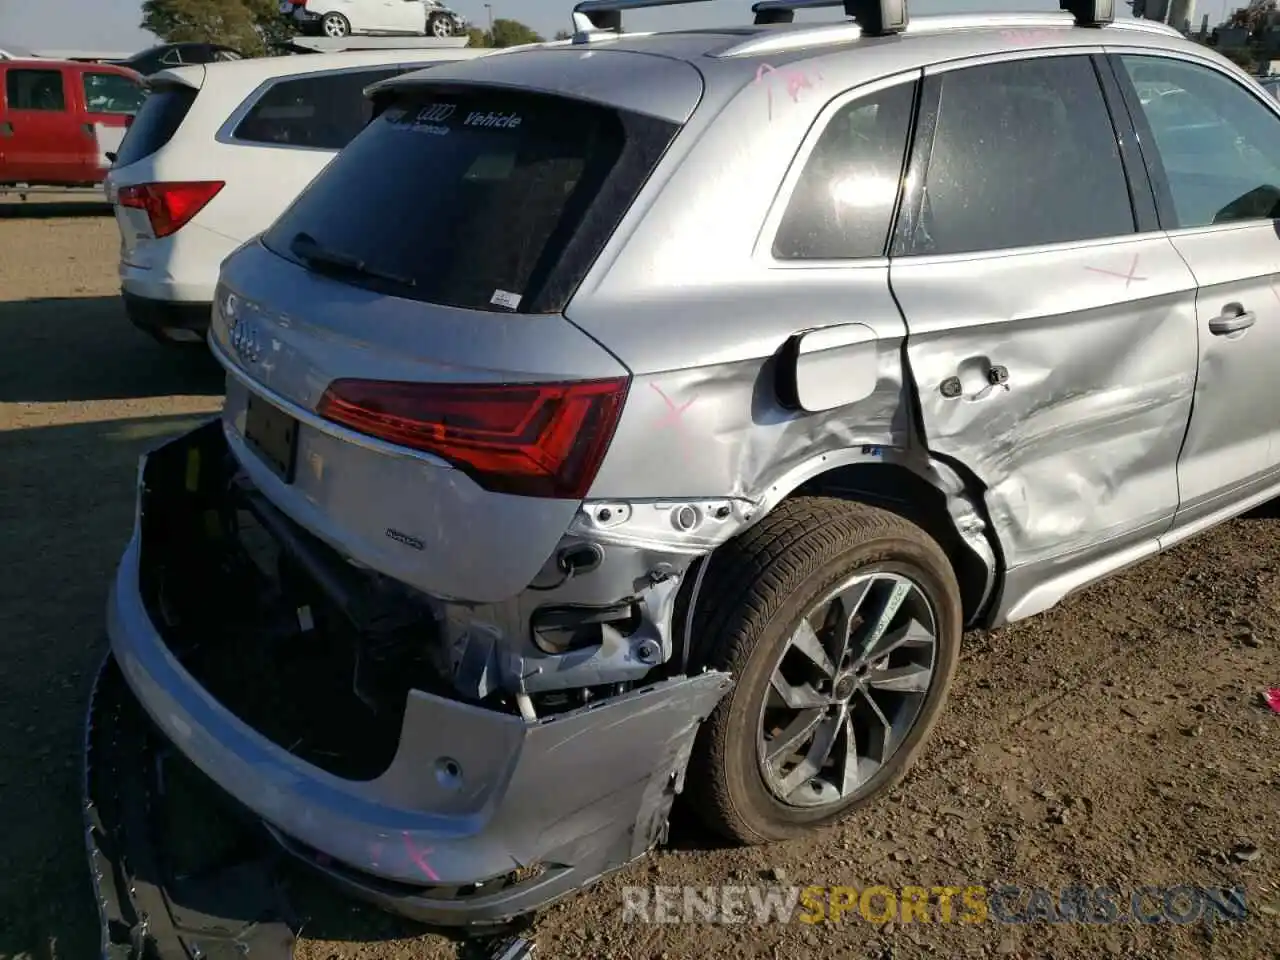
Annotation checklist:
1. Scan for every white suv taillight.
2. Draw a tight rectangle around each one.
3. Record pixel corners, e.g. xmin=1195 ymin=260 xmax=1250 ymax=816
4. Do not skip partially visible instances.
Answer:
xmin=118 ymin=181 xmax=225 ymax=238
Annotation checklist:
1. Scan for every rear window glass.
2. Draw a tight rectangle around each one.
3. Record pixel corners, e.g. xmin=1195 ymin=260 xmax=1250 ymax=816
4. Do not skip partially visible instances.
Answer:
xmin=232 ymin=68 xmax=405 ymax=150
xmin=262 ymin=88 xmax=678 ymax=314
xmin=112 ymin=85 xmax=196 ymax=167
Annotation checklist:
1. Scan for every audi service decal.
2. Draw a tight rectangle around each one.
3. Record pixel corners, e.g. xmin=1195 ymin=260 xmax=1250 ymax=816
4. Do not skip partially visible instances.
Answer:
xmin=401 ymin=102 xmax=524 ymax=137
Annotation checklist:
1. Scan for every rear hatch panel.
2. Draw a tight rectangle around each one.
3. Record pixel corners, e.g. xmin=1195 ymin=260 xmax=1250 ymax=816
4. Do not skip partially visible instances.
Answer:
xmin=214 ymin=246 xmax=629 ymax=604
xmin=210 ymin=67 xmax=696 ymax=603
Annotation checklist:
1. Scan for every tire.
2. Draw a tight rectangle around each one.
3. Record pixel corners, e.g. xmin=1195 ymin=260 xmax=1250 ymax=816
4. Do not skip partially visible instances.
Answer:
xmin=684 ymin=496 xmax=962 ymax=845
xmin=427 ymin=13 xmax=453 ymax=37
xmin=321 ymin=12 xmax=351 ymax=38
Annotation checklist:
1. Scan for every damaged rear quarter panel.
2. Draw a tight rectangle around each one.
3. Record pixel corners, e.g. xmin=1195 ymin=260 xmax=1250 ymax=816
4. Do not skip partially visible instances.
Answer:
xmin=893 ymin=235 xmax=1200 ymax=570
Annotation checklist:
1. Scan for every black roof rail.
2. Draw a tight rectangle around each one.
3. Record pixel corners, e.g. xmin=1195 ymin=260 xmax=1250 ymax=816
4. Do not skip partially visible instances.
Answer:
xmin=752 ymin=1 xmax=907 ymax=35
xmin=571 ymin=0 xmax=1114 ymax=38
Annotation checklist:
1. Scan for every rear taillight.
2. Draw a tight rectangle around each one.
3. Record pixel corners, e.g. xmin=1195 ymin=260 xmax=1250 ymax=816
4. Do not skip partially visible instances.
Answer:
xmin=118 ymin=181 xmax=224 ymax=238
xmin=316 ymin=378 xmax=630 ymax=499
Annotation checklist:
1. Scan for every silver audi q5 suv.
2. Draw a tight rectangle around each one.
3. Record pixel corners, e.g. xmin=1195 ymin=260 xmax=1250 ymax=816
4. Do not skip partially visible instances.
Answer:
xmin=91 ymin=0 xmax=1280 ymax=947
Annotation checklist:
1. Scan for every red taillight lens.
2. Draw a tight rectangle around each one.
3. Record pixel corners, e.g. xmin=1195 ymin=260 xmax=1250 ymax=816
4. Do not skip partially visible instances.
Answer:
xmin=118 ymin=181 xmax=224 ymax=238
xmin=316 ymin=377 xmax=631 ymax=499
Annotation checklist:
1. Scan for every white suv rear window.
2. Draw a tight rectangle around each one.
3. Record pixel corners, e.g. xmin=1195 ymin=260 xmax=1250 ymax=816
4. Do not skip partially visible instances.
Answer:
xmin=232 ymin=68 xmax=407 ymax=150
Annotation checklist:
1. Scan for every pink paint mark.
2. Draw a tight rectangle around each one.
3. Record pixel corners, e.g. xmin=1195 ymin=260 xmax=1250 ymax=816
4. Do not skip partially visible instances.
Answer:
xmin=650 ymin=383 xmax=700 ymax=459
xmin=370 ymin=842 xmax=384 ymax=866
xmin=1265 ymin=689 xmax=1280 ymax=714
xmin=401 ymin=831 xmax=440 ymax=882
xmin=1084 ymin=254 xmax=1147 ymax=288
xmin=651 ymin=382 xmax=696 ymax=433
xmin=755 ymin=63 xmax=822 ymax=120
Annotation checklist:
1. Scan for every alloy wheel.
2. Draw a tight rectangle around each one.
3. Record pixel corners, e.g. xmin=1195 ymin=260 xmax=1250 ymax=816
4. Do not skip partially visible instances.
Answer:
xmin=756 ymin=569 xmax=939 ymax=809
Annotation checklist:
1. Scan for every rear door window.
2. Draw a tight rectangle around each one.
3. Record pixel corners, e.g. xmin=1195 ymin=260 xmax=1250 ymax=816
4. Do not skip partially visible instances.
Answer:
xmin=897 ymin=55 xmax=1135 ymax=257
xmin=6 ymin=69 xmax=67 ymax=111
xmin=83 ymin=72 xmax=146 ymax=115
xmin=232 ymin=68 xmax=405 ymax=150
xmin=774 ymin=79 xmax=916 ymax=260
xmin=262 ymin=87 xmax=680 ymax=314
xmin=112 ymin=84 xmax=197 ymax=167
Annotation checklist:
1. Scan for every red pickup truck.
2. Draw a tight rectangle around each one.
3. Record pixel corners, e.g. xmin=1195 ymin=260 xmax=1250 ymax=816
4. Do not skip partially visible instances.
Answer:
xmin=0 ymin=59 xmax=145 ymax=190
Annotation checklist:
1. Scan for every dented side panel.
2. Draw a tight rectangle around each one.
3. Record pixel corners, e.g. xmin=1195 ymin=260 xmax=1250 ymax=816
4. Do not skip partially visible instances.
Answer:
xmin=580 ymin=263 xmax=914 ymax=506
xmin=893 ymin=235 xmax=1200 ymax=570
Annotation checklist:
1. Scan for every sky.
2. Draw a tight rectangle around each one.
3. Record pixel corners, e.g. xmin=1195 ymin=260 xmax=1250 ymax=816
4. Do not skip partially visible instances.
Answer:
xmin=0 ymin=0 xmax=1239 ymax=56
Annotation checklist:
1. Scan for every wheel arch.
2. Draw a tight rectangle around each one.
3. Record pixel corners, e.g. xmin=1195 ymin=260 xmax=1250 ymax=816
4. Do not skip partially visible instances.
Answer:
xmin=788 ymin=458 xmax=999 ymax=628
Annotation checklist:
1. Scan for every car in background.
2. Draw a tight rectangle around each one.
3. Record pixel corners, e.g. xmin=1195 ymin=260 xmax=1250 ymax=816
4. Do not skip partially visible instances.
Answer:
xmin=114 ymin=42 xmax=247 ymax=77
xmin=0 ymin=59 xmax=144 ymax=192
xmin=282 ymin=0 xmax=469 ymax=38
xmin=104 ymin=46 xmax=492 ymax=344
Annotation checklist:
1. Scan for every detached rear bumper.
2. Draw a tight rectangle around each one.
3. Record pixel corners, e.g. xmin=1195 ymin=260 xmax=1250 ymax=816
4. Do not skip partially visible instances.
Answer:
xmin=97 ymin=419 xmax=732 ymax=935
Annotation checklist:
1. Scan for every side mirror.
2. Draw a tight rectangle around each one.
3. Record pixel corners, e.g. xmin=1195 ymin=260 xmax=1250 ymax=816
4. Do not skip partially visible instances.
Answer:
xmin=775 ymin=323 xmax=880 ymax=413
xmin=105 ymin=151 xmax=118 ymax=163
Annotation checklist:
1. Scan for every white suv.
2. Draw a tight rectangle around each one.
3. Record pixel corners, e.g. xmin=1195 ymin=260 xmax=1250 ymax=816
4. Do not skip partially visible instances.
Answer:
xmin=284 ymin=0 xmax=470 ymax=39
xmin=105 ymin=47 xmax=490 ymax=344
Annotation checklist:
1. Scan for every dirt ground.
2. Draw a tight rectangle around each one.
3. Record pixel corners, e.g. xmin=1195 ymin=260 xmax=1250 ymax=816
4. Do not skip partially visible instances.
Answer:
xmin=0 ymin=197 xmax=1276 ymax=960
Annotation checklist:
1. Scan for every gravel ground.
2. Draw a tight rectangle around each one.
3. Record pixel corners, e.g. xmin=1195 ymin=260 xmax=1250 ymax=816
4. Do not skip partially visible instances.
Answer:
xmin=0 ymin=198 xmax=1276 ymax=960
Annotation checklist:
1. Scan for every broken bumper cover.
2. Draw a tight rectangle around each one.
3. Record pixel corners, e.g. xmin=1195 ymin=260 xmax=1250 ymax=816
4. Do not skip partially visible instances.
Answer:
xmin=98 ymin=426 xmax=732 ymax=930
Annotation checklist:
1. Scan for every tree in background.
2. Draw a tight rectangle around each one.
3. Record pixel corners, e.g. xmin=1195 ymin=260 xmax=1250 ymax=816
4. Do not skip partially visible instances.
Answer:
xmin=467 ymin=18 xmax=545 ymax=47
xmin=141 ymin=0 xmax=294 ymax=55
xmin=1228 ymin=0 xmax=1278 ymax=31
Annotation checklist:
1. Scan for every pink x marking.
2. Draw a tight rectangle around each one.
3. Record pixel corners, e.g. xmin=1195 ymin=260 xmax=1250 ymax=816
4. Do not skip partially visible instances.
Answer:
xmin=651 ymin=382 xmax=696 ymax=433
xmin=1084 ymin=254 xmax=1147 ymax=288
xmin=401 ymin=831 xmax=440 ymax=882
xmin=755 ymin=63 xmax=821 ymax=121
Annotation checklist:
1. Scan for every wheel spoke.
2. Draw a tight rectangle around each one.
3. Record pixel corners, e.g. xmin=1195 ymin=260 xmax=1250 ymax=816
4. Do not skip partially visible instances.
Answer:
xmin=778 ymin=715 xmax=842 ymax=799
xmin=838 ymin=708 xmax=861 ymax=795
xmin=852 ymin=617 xmax=934 ymax=670
xmin=790 ymin=620 xmax=837 ymax=677
xmin=764 ymin=708 xmax=825 ymax=765
xmin=850 ymin=579 xmax=913 ymax=663
xmin=857 ymin=688 xmax=893 ymax=763
xmin=770 ymin=673 xmax=828 ymax=709
xmin=865 ymin=662 xmax=932 ymax=695
xmin=831 ymin=579 xmax=874 ymax=664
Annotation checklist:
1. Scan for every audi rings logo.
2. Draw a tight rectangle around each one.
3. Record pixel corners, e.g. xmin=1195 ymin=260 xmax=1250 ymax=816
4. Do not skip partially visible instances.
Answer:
xmin=415 ymin=103 xmax=456 ymax=124
xmin=228 ymin=314 xmax=263 ymax=364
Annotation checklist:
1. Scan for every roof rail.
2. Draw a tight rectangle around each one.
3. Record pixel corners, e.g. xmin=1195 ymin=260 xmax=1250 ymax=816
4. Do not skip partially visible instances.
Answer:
xmin=570 ymin=0 xmax=1117 ymax=41
xmin=752 ymin=0 xmax=1114 ymax=29
xmin=752 ymin=1 xmax=907 ymax=35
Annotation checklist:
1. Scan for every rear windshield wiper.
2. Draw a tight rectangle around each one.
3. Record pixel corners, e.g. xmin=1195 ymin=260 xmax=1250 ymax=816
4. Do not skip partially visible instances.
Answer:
xmin=289 ymin=231 xmax=416 ymax=288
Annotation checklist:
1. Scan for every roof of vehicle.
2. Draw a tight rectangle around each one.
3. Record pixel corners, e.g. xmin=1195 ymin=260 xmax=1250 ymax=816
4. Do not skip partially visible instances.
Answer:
xmin=378 ymin=10 xmax=1215 ymax=116
xmin=147 ymin=46 xmax=494 ymax=91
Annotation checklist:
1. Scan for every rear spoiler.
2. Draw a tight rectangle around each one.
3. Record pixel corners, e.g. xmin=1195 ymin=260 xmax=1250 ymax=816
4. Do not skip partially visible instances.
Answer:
xmin=144 ymin=64 xmax=207 ymax=92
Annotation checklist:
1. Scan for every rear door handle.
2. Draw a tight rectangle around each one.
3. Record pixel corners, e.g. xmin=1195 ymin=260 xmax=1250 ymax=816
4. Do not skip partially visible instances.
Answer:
xmin=1209 ymin=305 xmax=1256 ymax=336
